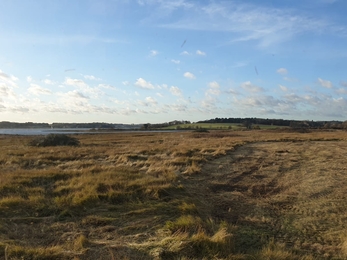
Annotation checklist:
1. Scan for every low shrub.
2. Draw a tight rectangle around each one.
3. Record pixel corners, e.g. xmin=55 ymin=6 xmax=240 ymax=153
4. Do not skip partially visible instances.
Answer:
xmin=29 ymin=134 xmax=80 ymax=147
xmin=193 ymin=128 xmax=209 ymax=133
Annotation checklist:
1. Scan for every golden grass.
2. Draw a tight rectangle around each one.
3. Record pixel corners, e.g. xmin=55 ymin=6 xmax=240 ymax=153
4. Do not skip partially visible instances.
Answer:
xmin=0 ymin=129 xmax=347 ymax=259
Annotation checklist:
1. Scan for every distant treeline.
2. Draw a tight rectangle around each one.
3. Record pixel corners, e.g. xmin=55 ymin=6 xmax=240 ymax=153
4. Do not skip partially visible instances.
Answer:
xmin=197 ymin=118 xmax=347 ymax=129
xmin=0 ymin=121 xmax=141 ymax=129
xmin=2 ymin=118 xmax=347 ymax=130
xmin=0 ymin=121 xmax=50 ymax=129
xmin=142 ymin=120 xmax=191 ymax=129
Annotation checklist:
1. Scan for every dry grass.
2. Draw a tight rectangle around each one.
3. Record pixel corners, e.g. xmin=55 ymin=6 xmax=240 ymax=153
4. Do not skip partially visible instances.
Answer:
xmin=0 ymin=130 xmax=347 ymax=259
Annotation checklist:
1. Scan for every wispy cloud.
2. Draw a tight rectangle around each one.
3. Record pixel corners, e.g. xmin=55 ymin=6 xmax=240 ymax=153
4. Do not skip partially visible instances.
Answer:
xmin=149 ymin=50 xmax=159 ymax=57
xmin=64 ymin=78 xmax=88 ymax=88
xmin=28 ymin=84 xmax=52 ymax=96
xmin=137 ymin=0 xmax=194 ymax=12
xmin=318 ymin=78 xmax=333 ymax=88
xmin=83 ymin=75 xmax=101 ymax=81
xmin=42 ymin=79 xmax=56 ymax=85
xmin=279 ymin=84 xmax=288 ymax=92
xmin=196 ymin=50 xmax=206 ymax=56
xmin=340 ymin=81 xmax=347 ymax=87
xmin=206 ymin=81 xmax=220 ymax=96
xmin=232 ymin=61 xmax=248 ymax=68
xmin=284 ymin=77 xmax=299 ymax=82
xmin=170 ymin=86 xmax=182 ymax=96
xmin=145 ymin=96 xmax=157 ymax=105
xmin=0 ymin=69 xmax=18 ymax=87
xmin=0 ymin=84 xmax=16 ymax=98
xmin=241 ymin=81 xmax=264 ymax=93
xmin=171 ymin=59 xmax=180 ymax=64
xmin=153 ymin=1 xmax=343 ymax=48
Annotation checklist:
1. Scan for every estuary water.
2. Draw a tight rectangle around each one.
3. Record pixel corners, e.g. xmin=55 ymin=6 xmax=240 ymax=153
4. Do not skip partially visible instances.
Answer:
xmin=0 ymin=129 xmax=181 ymax=135
xmin=0 ymin=128 xmax=93 ymax=135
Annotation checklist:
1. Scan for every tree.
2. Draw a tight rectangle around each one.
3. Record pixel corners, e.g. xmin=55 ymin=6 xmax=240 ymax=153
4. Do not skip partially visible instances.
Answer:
xmin=243 ymin=120 xmax=252 ymax=129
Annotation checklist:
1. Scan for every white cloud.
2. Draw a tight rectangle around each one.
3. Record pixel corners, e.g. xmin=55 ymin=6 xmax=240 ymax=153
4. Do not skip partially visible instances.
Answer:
xmin=156 ymin=92 xmax=164 ymax=98
xmin=27 ymin=76 xmax=33 ymax=83
xmin=336 ymin=88 xmax=347 ymax=94
xmin=227 ymin=88 xmax=239 ymax=95
xmin=42 ymin=79 xmax=55 ymax=85
xmin=241 ymin=81 xmax=264 ymax=92
xmin=184 ymin=72 xmax=196 ymax=79
xmin=145 ymin=96 xmax=157 ymax=105
xmin=0 ymin=70 xmax=17 ymax=81
xmin=277 ymin=68 xmax=288 ymax=75
xmin=207 ymin=88 xmax=220 ymax=96
xmin=53 ymin=90 xmax=93 ymax=113
xmin=206 ymin=81 xmax=221 ymax=96
xmin=0 ymin=84 xmax=16 ymax=97
xmin=0 ymin=70 xmax=18 ymax=87
xmin=122 ymin=81 xmax=130 ymax=86
xmin=180 ymin=51 xmax=190 ymax=55
xmin=59 ymin=90 xmax=89 ymax=102
xmin=84 ymin=75 xmax=101 ymax=81
xmin=169 ymin=104 xmax=188 ymax=112
xmin=170 ymin=86 xmax=182 ymax=96
xmin=171 ymin=59 xmax=180 ymax=64
xmin=139 ymin=96 xmax=158 ymax=106
xmin=135 ymin=78 xmax=155 ymax=89
xmin=318 ymin=78 xmax=333 ymax=88
xmin=196 ymin=50 xmax=206 ymax=56
xmin=284 ymin=77 xmax=298 ymax=82
xmin=340 ymin=81 xmax=347 ymax=87
xmin=63 ymin=77 xmax=102 ymax=99
xmin=98 ymin=84 xmax=114 ymax=89
xmin=279 ymin=84 xmax=288 ymax=92
xmin=149 ymin=50 xmax=159 ymax=57
xmin=209 ymin=81 xmax=220 ymax=89
xmin=28 ymin=84 xmax=52 ymax=96
xmin=64 ymin=78 xmax=88 ymax=88
xmin=201 ymin=96 xmax=218 ymax=109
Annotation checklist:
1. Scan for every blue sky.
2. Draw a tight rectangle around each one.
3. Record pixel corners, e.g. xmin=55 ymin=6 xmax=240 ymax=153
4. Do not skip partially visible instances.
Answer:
xmin=1 ymin=0 xmax=347 ymax=124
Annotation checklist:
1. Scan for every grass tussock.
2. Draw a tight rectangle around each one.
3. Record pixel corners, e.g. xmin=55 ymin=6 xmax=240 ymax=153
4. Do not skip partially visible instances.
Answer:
xmin=0 ymin=130 xmax=347 ymax=259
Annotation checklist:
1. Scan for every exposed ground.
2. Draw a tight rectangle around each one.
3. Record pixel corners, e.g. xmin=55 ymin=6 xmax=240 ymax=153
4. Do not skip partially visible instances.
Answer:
xmin=1 ymin=130 xmax=347 ymax=259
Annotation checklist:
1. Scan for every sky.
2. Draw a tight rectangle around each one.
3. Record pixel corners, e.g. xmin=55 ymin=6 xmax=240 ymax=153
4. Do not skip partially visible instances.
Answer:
xmin=1 ymin=0 xmax=347 ymax=124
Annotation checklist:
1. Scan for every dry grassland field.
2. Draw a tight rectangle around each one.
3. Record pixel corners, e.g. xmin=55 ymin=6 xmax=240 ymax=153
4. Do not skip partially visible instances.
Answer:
xmin=1 ymin=129 xmax=347 ymax=259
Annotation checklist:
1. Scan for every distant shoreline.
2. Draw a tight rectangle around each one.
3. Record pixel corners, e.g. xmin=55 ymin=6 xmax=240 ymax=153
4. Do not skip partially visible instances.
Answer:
xmin=0 ymin=128 xmax=184 ymax=136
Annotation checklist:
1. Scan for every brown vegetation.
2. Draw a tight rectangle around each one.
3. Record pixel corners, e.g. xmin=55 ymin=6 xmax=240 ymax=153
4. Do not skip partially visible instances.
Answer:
xmin=0 ymin=130 xmax=347 ymax=259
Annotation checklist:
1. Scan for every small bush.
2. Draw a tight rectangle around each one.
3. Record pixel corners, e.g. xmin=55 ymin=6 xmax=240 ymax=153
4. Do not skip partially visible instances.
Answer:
xmin=193 ymin=128 xmax=209 ymax=133
xmin=29 ymin=134 xmax=80 ymax=147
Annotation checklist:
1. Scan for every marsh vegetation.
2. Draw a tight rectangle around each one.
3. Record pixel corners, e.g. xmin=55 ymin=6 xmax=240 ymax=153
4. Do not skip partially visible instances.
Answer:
xmin=1 ymin=130 xmax=347 ymax=259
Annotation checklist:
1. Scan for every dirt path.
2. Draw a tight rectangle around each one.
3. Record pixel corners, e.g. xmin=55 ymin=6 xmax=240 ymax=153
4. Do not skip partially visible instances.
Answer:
xmin=182 ymin=140 xmax=347 ymax=258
